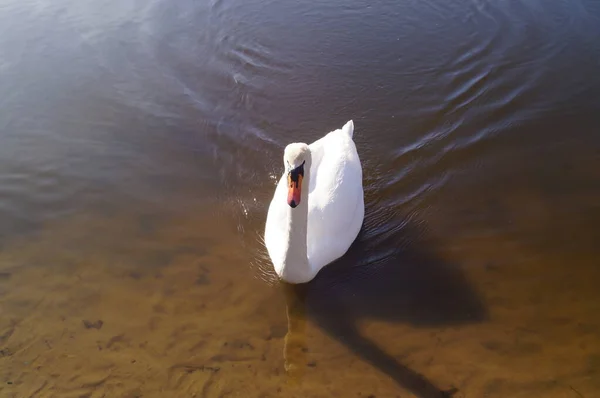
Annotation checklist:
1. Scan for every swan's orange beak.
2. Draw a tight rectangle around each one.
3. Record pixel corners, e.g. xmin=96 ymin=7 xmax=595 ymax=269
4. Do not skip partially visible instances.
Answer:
xmin=287 ymin=173 xmax=302 ymax=208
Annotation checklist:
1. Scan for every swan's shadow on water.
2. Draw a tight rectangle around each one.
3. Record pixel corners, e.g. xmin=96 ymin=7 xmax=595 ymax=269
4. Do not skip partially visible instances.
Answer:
xmin=281 ymin=216 xmax=488 ymax=398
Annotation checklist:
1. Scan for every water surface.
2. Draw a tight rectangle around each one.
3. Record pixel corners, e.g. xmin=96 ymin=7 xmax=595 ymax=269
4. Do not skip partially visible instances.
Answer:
xmin=1 ymin=0 xmax=600 ymax=397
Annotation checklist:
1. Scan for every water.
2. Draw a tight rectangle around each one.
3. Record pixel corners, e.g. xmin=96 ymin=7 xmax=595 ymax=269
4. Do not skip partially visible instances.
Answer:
xmin=1 ymin=0 xmax=600 ymax=396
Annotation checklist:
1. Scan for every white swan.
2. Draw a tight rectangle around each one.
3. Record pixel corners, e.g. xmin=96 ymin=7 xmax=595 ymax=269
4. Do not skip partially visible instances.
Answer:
xmin=264 ymin=120 xmax=364 ymax=283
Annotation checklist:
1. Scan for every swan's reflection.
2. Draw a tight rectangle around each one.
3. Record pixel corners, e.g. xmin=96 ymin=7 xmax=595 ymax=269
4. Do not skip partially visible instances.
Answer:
xmin=282 ymin=283 xmax=308 ymax=382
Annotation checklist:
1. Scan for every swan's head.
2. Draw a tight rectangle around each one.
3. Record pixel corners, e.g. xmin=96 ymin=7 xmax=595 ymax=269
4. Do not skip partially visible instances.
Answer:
xmin=283 ymin=143 xmax=310 ymax=208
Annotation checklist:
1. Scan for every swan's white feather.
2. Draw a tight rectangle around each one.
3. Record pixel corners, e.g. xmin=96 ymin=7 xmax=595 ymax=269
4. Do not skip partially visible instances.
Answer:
xmin=264 ymin=120 xmax=364 ymax=282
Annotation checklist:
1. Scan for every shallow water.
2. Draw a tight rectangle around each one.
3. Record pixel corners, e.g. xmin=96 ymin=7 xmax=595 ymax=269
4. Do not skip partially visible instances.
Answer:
xmin=1 ymin=0 xmax=600 ymax=397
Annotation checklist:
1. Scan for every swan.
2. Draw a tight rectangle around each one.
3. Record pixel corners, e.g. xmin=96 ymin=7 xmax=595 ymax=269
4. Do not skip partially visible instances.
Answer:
xmin=264 ymin=120 xmax=364 ymax=283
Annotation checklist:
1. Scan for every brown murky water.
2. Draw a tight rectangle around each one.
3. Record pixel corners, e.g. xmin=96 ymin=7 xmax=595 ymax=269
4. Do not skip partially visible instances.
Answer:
xmin=1 ymin=0 xmax=600 ymax=397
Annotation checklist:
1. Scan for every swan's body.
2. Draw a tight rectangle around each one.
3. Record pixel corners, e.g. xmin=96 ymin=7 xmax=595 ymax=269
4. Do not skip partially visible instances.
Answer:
xmin=264 ymin=120 xmax=364 ymax=283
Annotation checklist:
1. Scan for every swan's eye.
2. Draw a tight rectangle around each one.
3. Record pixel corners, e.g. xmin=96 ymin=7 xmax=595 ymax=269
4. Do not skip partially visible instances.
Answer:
xmin=288 ymin=162 xmax=304 ymax=187
xmin=286 ymin=160 xmax=305 ymax=174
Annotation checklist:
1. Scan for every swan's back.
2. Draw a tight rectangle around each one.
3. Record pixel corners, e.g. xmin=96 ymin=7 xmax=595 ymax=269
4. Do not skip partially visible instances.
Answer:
xmin=307 ymin=120 xmax=364 ymax=270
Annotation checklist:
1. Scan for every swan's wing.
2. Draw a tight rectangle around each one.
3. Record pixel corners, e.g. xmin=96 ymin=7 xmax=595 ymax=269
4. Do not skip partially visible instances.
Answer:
xmin=307 ymin=120 xmax=353 ymax=196
xmin=307 ymin=128 xmax=364 ymax=268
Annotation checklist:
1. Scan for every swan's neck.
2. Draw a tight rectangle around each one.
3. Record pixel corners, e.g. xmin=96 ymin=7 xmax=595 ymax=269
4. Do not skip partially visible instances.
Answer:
xmin=280 ymin=161 xmax=312 ymax=283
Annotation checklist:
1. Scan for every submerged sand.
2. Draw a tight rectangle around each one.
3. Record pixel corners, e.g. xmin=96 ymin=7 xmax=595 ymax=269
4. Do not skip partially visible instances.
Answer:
xmin=0 ymin=201 xmax=599 ymax=398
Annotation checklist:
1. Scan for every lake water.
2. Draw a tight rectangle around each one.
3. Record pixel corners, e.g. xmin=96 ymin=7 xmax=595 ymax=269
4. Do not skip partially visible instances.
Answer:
xmin=1 ymin=0 xmax=600 ymax=397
